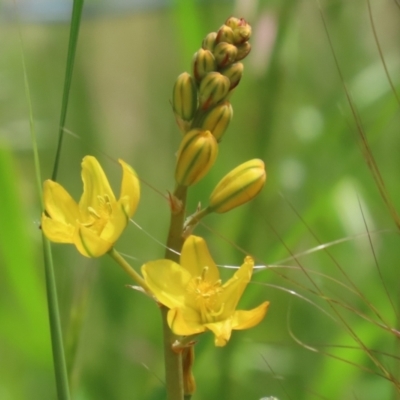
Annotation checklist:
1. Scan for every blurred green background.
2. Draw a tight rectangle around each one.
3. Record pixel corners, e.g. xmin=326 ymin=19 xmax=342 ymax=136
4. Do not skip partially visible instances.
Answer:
xmin=1 ymin=0 xmax=400 ymax=399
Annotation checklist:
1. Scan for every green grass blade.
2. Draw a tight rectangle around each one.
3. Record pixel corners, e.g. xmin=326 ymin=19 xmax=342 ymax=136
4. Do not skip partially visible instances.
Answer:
xmin=52 ymin=0 xmax=85 ymax=181
xmin=18 ymin=11 xmax=72 ymax=400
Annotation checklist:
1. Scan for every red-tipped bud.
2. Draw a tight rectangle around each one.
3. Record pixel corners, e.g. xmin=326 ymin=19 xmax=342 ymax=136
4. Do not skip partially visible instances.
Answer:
xmin=225 ymin=17 xmax=242 ymax=30
xmin=216 ymin=25 xmax=234 ymax=44
xmin=193 ymin=49 xmax=216 ymax=81
xmin=198 ymin=72 xmax=230 ymax=110
xmin=233 ymin=24 xmax=252 ymax=44
xmin=224 ymin=17 xmax=252 ymax=44
xmin=213 ymin=42 xmax=238 ymax=68
xmin=235 ymin=42 xmax=252 ymax=61
xmin=221 ymin=62 xmax=244 ymax=90
xmin=202 ymin=32 xmax=218 ymax=51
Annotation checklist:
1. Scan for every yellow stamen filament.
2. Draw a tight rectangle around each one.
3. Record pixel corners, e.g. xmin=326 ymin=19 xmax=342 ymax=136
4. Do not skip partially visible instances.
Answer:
xmin=187 ymin=266 xmax=224 ymax=322
xmin=83 ymin=194 xmax=113 ymax=233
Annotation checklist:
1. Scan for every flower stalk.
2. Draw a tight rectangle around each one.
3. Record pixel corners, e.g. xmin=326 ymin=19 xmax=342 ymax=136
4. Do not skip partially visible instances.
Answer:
xmin=108 ymin=248 xmax=151 ymax=294
xmin=163 ymin=185 xmax=188 ymax=400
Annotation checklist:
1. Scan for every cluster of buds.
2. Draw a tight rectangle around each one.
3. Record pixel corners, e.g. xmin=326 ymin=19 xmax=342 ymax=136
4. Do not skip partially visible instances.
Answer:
xmin=173 ymin=17 xmax=252 ymax=188
xmin=172 ymin=17 xmax=265 ymax=222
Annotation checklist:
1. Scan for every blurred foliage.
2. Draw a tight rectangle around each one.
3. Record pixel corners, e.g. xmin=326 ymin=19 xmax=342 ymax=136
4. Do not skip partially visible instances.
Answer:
xmin=1 ymin=0 xmax=400 ymax=399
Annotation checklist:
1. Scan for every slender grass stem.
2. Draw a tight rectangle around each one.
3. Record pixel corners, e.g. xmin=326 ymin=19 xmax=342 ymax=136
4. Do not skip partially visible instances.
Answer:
xmin=42 ymin=239 xmax=71 ymax=400
xmin=52 ymin=0 xmax=85 ymax=181
xmin=18 ymin=12 xmax=71 ymax=399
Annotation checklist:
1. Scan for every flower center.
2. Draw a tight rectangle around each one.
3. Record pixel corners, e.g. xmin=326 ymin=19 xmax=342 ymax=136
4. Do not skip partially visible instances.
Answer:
xmin=83 ymin=194 xmax=113 ymax=233
xmin=187 ymin=266 xmax=224 ymax=323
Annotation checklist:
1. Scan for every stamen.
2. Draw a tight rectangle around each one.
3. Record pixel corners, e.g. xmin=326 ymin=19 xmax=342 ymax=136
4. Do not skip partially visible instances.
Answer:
xmin=88 ymin=206 xmax=101 ymax=219
xmin=201 ymin=266 xmax=209 ymax=280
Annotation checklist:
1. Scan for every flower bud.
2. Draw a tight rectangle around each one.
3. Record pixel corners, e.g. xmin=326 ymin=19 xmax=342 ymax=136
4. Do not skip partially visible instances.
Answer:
xmin=235 ymin=42 xmax=251 ymax=61
xmin=213 ymin=42 xmax=238 ymax=68
xmin=198 ymin=72 xmax=230 ymax=110
xmin=175 ymin=129 xmax=218 ymax=186
xmin=200 ymin=101 xmax=233 ymax=142
xmin=225 ymin=17 xmax=242 ymax=30
xmin=233 ymin=24 xmax=252 ymax=44
xmin=172 ymin=72 xmax=198 ymax=121
xmin=193 ymin=49 xmax=216 ymax=81
xmin=216 ymin=25 xmax=234 ymax=44
xmin=202 ymin=32 xmax=217 ymax=51
xmin=220 ymin=62 xmax=244 ymax=90
xmin=208 ymin=159 xmax=266 ymax=213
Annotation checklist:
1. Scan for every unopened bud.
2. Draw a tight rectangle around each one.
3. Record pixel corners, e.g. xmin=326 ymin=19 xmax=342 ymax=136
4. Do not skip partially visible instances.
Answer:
xmin=175 ymin=129 xmax=218 ymax=186
xmin=199 ymin=72 xmax=230 ymax=110
xmin=221 ymin=62 xmax=244 ymax=90
xmin=200 ymin=101 xmax=233 ymax=142
xmin=193 ymin=49 xmax=216 ymax=81
xmin=216 ymin=25 xmax=234 ymax=44
xmin=208 ymin=159 xmax=266 ymax=213
xmin=202 ymin=32 xmax=217 ymax=51
xmin=233 ymin=24 xmax=252 ymax=44
xmin=235 ymin=42 xmax=251 ymax=61
xmin=225 ymin=17 xmax=252 ymax=44
xmin=213 ymin=42 xmax=238 ymax=68
xmin=225 ymin=17 xmax=242 ymax=30
xmin=172 ymin=72 xmax=198 ymax=121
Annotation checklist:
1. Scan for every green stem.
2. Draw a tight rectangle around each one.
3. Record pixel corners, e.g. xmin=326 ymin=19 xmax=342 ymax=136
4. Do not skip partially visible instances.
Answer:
xmin=42 ymin=238 xmax=71 ymax=400
xmin=162 ymin=185 xmax=188 ymax=400
xmin=161 ymin=306 xmax=184 ymax=400
xmin=108 ymin=248 xmax=151 ymax=293
xmin=52 ymin=0 xmax=84 ymax=181
xmin=18 ymin=9 xmax=71 ymax=397
xmin=165 ymin=186 xmax=188 ymax=262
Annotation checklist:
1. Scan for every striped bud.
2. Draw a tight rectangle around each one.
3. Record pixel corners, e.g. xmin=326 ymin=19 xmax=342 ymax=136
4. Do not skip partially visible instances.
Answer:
xmin=235 ymin=42 xmax=251 ymax=61
xmin=233 ymin=24 xmax=252 ymax=44
xmin=199 ymin=72 xmax=230 ymax=110
xmin=213 ymin=42 xmax=238 ymax=68
xmin=175 ymin=129 xmax=218 ymax=187
xmin=202 ymin=32 xmax=217 ymax=51
xmin=225 ymin=17 xmax=252 ymax=44
xmin=225 ymin=17 xmax=242 ymax=30
xmin=216 ymin=25 xmax=234 ymax=44
xmin=221 ymin=62 xmax=244 ymax=90
xmin=193 ymin=49 xmax=216 ymax=82
xmin=208 ymin=159 xmax=266 ymax=213
xmin=200 ymin=101 xmax=233 ymax=142
xmin=172 ymin=72 xmax=198 ymax=121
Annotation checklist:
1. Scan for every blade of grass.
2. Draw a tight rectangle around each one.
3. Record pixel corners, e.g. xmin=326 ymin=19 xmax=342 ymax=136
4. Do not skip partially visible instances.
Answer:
xmin=52 ymin=0 xmax=85 ymax=181
xmin=18 ymin=22 xmax=71 ymax=400
xmin=16 ymin=0 xmax=85 ymax=397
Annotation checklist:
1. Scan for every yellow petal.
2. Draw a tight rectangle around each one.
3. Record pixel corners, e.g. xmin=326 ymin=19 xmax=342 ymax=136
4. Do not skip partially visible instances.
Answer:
xmin=220 ymin=256 xmax=253 ymax=316
xmin=118 ymin=159 xmax=140 ymax=218
xmin=43 ymin=180 xmax=79 ymax=224
xmin=203 ymin=319 xmax=233 ymax=346
xmin=100 ymin=202 xmax=129 ymax=243
xmin=168 ymin=307 xmax=205 ymax=336
xmin=142 ymin=260 xmax=192 ymax=309
xmin=73 ymin=224 xmax=113 ymax=257
xmin=180 ymin=235 xmax=219 ymax=282
xmin=41 ymin=213 xmax=75 ymax=243
xmin=231 ymin=301 xmax=269 ymax=330
xmin=79 ymin=156 xmax=115 ymax=215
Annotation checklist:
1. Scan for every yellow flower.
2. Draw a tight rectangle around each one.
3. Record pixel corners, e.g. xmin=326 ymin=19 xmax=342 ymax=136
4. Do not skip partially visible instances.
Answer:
xmin=41 ymin=156 xmax=140 ymax=257
xmin=142 ymin=235 xmax=269 ymax=346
